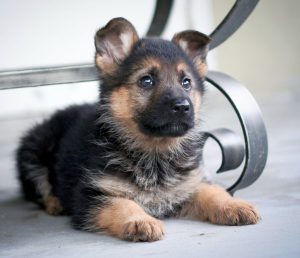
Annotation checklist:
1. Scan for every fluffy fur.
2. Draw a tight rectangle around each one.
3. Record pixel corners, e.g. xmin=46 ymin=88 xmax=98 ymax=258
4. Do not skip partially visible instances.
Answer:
xmin=17 ymin=18 xmax=260 ymax=242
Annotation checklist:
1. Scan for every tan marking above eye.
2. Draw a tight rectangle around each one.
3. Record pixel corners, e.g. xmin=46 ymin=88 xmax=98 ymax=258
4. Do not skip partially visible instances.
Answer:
xmin=176 ymin=62 xmax=189 ymax=72
xmin=177 ymin=59 xmax=208 ymax=79
xmin=130 ymin=58 xmax=162 ymax=79
xmin=176 ymin=62 xmax=194 ymax=80
xmin=143 ymin=58 xmax=162 ymax=69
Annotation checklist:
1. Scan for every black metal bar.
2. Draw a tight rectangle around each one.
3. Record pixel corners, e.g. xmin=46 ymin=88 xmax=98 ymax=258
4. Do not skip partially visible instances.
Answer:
xmin=146 ymin=0 xmax=174 ymax=37
xmin=203 ymin=128 xmax=245 ymax=174
xmin=0 ymin=64 xmax=98 ymax=90
xmin=206 ymin=71 xmax=268 ymax=194
xmin=209 ymin=0 xmax=259 ymax=50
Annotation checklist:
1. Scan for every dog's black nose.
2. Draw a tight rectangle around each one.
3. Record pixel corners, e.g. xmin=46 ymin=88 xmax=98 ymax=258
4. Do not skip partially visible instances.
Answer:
xmin=172 ymin=99 xmax=190 ymax=113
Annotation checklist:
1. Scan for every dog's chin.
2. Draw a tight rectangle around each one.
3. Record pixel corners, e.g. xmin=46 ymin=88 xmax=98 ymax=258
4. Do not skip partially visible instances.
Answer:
xmin=140 ymin=122 xmax=193 ymax=137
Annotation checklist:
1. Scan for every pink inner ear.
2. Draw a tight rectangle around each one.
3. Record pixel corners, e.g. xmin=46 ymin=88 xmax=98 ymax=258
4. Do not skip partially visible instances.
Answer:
xmin=189 ymin=41 xmax=202 ymax=52
xmin=97 ymin=30 xmax=138 ymax=66
xmin=119 ymin=32 xmax=136 ymax=56
xmin=172 ymin=30 xmax=211 ymax=61
xmin=95 ymin=18 xmax=139 ymax=67
xmin=191 ymin=42 xmax=210 ymax=60
xmin=103 ymin=38 xmax=127 ymax=64
xmin=177 ymin=39 xmax=206 ymax=61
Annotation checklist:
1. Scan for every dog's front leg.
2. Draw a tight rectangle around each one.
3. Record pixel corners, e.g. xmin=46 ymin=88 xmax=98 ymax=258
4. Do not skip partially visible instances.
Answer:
xmin=94 ymin=197 xmax=165 ymax=242
xmin=181 ymin=183 xmax=260 ymax=225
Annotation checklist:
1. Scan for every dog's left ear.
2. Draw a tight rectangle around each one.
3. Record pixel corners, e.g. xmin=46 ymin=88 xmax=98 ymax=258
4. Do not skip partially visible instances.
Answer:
xmin=172 ymin=31 xmax=211 ymax=76
xmin=95 ymin=17 xmax=139 ymax=74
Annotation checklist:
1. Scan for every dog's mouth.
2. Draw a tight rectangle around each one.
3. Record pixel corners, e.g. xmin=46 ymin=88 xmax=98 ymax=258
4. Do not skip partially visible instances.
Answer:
xmin=141 ymin=122 xmax=192 ymax=137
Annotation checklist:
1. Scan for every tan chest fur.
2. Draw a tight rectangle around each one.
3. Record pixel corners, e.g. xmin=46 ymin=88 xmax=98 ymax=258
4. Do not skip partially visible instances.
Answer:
xmin=91 ymin=169 xmax=204 ymax=218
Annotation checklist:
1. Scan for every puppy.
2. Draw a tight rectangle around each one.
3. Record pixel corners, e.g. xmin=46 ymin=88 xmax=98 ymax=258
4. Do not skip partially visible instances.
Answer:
xmin=17 ymin=17 xmax=260 ymax=242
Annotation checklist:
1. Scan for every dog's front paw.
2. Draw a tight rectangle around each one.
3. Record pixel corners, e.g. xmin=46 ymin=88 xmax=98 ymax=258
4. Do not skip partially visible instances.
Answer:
xmin=122 ymin=217 xmax=165 ymax=242
xmin=211 ymin=199 xmax=261 ymax=225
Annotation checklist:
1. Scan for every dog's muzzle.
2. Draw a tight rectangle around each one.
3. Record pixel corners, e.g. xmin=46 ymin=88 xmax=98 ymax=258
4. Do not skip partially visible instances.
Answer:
xmin=138 ymin=97 xmax=195 ymax=137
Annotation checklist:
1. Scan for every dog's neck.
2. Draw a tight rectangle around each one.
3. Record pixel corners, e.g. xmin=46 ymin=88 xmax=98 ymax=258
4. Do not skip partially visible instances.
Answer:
xmin=95 ymin=104 xmax=205 ymax=189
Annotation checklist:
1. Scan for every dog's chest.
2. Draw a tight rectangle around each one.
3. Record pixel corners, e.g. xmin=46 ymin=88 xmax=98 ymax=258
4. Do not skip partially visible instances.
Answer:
xmin=93 ymin=170 xmax=203 ymax=218
xmin=133 ymin=184 xmax=194 ymax=217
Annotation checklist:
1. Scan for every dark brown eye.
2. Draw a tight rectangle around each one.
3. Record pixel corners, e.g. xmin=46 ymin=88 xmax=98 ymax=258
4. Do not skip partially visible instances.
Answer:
xmin=182 ymin=77 xmax=191 ymax=90
xmin=139 ymin=75 xmax=154 ymax=88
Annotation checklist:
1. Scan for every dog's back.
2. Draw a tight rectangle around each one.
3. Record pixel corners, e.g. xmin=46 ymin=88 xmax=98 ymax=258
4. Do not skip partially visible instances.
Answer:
xmin=17 ymin=104 xmax=96 ymax=214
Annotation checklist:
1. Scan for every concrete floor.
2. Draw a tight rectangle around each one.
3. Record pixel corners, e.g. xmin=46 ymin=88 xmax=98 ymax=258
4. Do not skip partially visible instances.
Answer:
xmin=1 ymin=90 xmax=300 ymax=258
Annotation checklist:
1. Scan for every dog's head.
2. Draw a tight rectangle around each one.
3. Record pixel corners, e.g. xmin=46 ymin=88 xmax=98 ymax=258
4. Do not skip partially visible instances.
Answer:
xmin=95 ymin=18 xmax=210 ymax=148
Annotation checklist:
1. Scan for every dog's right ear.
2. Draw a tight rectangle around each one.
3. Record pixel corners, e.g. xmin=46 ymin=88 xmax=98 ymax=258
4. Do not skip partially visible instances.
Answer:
xmin=172 ymin=31 xmax=211 ymax=77
xmin=95 ymin=17 xmax=139 ymax=74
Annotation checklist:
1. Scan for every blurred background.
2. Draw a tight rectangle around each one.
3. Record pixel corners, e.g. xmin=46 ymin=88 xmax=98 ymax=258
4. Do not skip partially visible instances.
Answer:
xmin=0 ymin=0 xmax=299 ymax=119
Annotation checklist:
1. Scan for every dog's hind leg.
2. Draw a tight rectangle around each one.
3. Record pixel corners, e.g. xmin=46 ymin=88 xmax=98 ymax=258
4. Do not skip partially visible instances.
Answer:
xmin=24 ymin=166 xmax=63 ymax=215
xmin=16 ymin=121 xmax=64 ymax=216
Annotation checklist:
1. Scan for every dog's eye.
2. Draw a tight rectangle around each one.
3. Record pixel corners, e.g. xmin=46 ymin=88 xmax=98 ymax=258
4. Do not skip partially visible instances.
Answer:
xmin=181 ymin=77 xmax=191 ymax=90
xmin=139 ymin=76 xmax=154 ymax=88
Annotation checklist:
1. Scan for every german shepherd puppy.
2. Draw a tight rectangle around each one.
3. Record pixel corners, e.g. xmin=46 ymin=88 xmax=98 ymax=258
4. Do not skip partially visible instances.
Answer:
xmin=17 ymin=18 xmax=260 ymax=242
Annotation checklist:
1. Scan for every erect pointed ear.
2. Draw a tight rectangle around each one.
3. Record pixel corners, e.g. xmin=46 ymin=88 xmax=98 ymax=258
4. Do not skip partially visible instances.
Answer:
xmin=95 ymin=17 xmax=139 ymax=74
xmin=172 ymin=30 xmax=211 ymax=76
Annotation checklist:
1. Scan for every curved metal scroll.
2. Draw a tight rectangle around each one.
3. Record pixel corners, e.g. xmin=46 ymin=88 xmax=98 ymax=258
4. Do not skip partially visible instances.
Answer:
xmin=203 ymin=128 xmax=245 ymax=174
xmin=146 ymin=0 xmax=174 ymax=37
xmin=209 ymin=0 xmax=259 ymax=50
xmin=205 ymin=71 xmax=268 ymax=194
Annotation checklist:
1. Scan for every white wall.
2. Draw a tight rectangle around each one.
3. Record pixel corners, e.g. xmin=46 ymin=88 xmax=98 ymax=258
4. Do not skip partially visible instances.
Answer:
xmin=0 ymin=0 xmax=215 ymax=119
xmin=212 ymin=0 xmax=300 ymax=97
